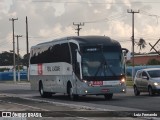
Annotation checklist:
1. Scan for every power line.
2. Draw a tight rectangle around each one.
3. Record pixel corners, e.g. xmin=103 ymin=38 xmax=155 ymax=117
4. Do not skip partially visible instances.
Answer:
xmin=83 ymin=13 xmax=127 ymax=24
xmin=140 ymin=10 xmax=160 ymax=17
xmin=140 ymin=10 xmax=160 ymax=25
xmin=32 ymin=1 xmax=160 ymax=4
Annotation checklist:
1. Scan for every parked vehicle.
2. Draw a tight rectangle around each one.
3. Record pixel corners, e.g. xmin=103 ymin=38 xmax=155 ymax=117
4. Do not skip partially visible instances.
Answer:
xmin=133 ymin=68 xmax=160 ymax=96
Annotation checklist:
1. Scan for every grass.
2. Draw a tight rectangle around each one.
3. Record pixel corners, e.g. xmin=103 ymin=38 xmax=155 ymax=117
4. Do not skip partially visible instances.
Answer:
xmin=126 ymin=77 xmax=133 ymax=87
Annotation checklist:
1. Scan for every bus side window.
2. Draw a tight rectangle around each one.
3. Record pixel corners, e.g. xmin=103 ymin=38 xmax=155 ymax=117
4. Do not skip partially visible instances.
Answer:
xmin=49 ymin=43 xmax=71 ymax=63
xmin=69 ymin=43 xmax=80 ymax=79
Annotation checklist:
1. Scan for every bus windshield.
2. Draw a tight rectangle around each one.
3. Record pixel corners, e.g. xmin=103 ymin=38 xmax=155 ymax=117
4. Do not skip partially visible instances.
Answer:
xmin=82 ymin=51 xmax=124 ymax=77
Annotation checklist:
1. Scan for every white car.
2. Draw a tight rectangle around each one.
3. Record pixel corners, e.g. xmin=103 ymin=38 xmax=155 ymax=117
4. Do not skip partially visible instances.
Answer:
xmin=133 ymin=68 xmax=160 ymax=96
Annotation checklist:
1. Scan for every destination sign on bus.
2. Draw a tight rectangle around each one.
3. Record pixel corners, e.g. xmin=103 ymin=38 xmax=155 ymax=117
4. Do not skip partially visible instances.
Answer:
xmin=84 ymin=48 xmax=100 ymax=52
xmin=47 ymin=66 xmax=60 ymax=72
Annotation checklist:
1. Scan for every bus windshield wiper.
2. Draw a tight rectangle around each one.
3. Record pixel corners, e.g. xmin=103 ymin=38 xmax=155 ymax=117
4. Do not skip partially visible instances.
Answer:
xmin=94 ymin=45 xmax=116 ymax=77
xmin=104 ymin=60 xmax=116 ymax=76
xmin=94 ymin=59 xmax=106 ymax=77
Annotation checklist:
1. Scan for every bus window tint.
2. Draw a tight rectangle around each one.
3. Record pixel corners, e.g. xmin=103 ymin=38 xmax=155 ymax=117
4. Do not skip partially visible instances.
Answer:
xmin=82 ymin=51 xmax=124 ymax=77
xmin=103 ymin=52 xmax=122 ymax=67
xmin=30 ymin=43 xmax=71 ymax=64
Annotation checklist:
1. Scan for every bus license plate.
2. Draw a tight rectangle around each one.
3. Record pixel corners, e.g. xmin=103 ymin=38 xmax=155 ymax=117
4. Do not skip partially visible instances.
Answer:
xmin=92 ymin=81 xmax=103 ymax=86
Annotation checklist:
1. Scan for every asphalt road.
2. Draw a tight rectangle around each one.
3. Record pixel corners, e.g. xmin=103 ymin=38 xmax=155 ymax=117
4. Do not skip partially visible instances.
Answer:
xmin=0 ymin=82 xmax=160 ymax=120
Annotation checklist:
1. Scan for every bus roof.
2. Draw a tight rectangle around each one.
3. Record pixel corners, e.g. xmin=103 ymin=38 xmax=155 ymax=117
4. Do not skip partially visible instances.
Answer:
xmin=68 ymin=36 xmax=120 ymax=46
xmin=34 ymin=36 xmax=120 ymax=48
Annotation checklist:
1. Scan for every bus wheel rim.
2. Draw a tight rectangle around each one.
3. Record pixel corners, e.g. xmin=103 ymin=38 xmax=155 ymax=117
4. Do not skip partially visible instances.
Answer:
xmin=40 ymin=86 xmax=44 ymax=95
xmin=70 ymin=87 xmax=73 ymax=98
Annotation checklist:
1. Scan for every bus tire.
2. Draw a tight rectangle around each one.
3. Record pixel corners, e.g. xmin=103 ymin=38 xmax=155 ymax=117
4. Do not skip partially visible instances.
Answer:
xmin=39 ymin=82 xmax=52 ymax=98
xmin=68 ymin=85 xmax=78 ymax=101
xmin=104 ymin=93 xmax=113 ymax=100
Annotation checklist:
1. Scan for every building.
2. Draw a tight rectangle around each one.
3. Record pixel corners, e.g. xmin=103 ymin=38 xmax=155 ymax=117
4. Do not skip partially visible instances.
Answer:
xmin=128 ymin=54 xmax=160 ymax=65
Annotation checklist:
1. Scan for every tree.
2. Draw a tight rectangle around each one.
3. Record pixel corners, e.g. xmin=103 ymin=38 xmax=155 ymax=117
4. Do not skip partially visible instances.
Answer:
xmin=21 ymin=53 xmax=30 ymax=66
xmin=0 ymin=68 xmax=10 ymax=72
xmin=0 ymin=51 xmax=31 ymax=69
xmin=137 ymin=38 xmax=147 ymax=52
xmin=0 ymin=51 xmax=18 ymax=66
xmin=126 ymin=60 xmax=132 ymax=66
xmin=147 ymin=59 xmax=160 ymax=65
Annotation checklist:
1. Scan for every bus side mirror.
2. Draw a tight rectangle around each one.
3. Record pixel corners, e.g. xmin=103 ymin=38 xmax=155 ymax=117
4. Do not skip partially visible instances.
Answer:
xmin=76 ymin=50 xmax=81 ymax=63
xmin=122 ymin=48 xmax=131 ymax=60
xmin=122 ymin=48 xmax=129 ymax=53
xmin=126 ymin=51 xmax=131 ymax=60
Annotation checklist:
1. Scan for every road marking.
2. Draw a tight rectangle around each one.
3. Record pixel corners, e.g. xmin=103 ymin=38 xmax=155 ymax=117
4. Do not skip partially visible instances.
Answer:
xmin=0 ymin=93 xmax=110 ymax=111
xmin=1 ymin=99 xmax=49 ymax=111
xmin=0 ymin=94 xmax=94 ymax=120
xmin=0 ymin=101 xmax=93 ymax=120
xmin=24 ymin=97 xmax=112 ymax=111
xmin=0 ymin=92 xmax=146 ymax=111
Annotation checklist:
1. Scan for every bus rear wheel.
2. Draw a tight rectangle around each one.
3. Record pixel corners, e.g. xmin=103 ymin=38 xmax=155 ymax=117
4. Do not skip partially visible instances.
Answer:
xmin=39 ymin=82 xmax=52 ymax=98
xmin=104 ymin=93 xmax=113 ymax=100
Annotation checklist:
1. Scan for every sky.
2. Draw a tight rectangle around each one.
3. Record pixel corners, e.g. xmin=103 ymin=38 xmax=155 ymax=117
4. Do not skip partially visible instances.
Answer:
xmin=0 ymin=0 xmax=160 ymax=57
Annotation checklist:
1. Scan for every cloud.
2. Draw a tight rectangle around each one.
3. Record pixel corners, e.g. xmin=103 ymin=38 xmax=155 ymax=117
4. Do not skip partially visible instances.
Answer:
xmin=0 ymin=32 xmax=12 ymax=52
xmin=0 ymin=0 xmax=13 ymax=14
xmin=107 ymin=20 xmax=132 ymax=38
xmin=0 ymin=0 xmax=160 ymax=55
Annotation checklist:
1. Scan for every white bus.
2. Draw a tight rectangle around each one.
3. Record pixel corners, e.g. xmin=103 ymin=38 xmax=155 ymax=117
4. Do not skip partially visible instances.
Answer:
xmin=29 ymin=36 xmax=127 ymax=100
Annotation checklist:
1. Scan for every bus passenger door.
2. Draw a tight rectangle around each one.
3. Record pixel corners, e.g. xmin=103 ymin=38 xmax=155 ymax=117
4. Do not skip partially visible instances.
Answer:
xmin=69 ymin=42 xmax=80 ymax=94
xmin=74 ymin=51 xmax=82 ymax=94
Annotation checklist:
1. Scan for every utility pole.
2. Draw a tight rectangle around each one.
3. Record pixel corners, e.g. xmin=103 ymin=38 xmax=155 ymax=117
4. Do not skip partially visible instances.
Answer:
xmin=9 ymin=18 xmax=18 ymax=83
xmin=73 ymin=22 xmax=84 ymax=36
xmin=15 ymin=35 xmax=22 ymax=82
xmin=127 ymin=9 xmax=139 ymax=80
xmin=26 ymin=16 xmax=29 ymax=81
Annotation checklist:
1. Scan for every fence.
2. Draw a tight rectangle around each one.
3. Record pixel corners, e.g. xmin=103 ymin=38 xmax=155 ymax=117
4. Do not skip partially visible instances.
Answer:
xmin=0 ymin=71 xmax=27 ymax=81
xmin=126 ymin=65 xmax=160 ymax=77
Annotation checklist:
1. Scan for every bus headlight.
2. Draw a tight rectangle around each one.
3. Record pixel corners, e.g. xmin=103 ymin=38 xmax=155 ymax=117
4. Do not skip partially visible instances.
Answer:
xmin=85 ymin=90 xmax=88 ymax=93
xmin=88 ymin=83 xmax=92 ymax=86
xmin=83 ymin=80 xmax=92 ymax=86
xmin=120 ymin=77 xmax=126 ymax=85
xmin=83 ymin=80 xmax=87 ymax=83
xmin=154 ymin=82 xmax=158 ymax=86
xmin=122 ymin=89 xmax=126 ymax=92
xmin=121 ymin=78 xmax=126 ymax=83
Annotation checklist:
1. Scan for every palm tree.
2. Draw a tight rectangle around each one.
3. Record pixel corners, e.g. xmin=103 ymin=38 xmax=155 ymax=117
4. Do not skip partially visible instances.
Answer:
xmin=137 ymin=38 xmax=147 ymax=52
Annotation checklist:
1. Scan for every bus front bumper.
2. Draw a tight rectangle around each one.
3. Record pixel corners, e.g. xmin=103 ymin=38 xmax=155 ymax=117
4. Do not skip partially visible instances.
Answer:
xmin=76 ymin=85 xmax=126 ymax=95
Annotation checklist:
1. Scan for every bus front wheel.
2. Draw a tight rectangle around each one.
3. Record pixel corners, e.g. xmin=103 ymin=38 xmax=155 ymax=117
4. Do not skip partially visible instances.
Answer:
xmin=104 ymin=93 xmax=113 ymax=100
xmin=68 ymin=86 xmax=78 ymax=101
